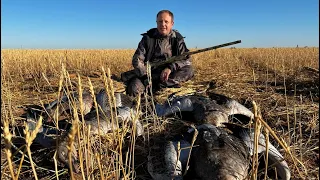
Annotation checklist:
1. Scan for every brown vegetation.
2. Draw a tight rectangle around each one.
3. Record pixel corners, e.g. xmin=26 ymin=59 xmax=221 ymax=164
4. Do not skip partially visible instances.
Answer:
xmin=1 ymin=47 xmax=319 ymax=179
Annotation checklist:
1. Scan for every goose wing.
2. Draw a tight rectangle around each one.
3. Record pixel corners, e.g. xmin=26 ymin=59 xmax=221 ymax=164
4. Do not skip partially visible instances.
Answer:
xmin=44 ymin=91 xmax=93 ymax=122
xmin=208 ymin=92 xmax=254 ymax=120
xmin=147 ymin=138 xmax=191 ymax=180
xmin=223 ymin=122 xmax=291 ymax=180
xmin=187 ymin=124 xmax=250 ymax=180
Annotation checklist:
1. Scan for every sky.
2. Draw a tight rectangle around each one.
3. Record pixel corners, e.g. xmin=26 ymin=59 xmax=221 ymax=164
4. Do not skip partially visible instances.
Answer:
xmin=1 ymin=0 xmax=319 ymax=49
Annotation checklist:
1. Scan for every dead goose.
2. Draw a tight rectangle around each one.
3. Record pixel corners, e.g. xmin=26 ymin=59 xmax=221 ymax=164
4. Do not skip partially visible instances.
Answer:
xmin=147 ymin=137 xmax=191 ymax=180
xmin=24 ymin=91 xmax=94 ymax=124
xmin=155 ymin=93 xmax=254 ymax=126
xmin=95 ymin=89 xmax=137 ymax=110
xmin=82 ymin=106 xmax=144 ymax=136
xmin=57 ymin=104 xmax=144 ymax=173
xmin=25 ymin=91 xmax=144 ymax=172
xmin=26 ymin=108 xmax=143 ymax=173
xmin=23 ymin=90 xmax=93 ymax=147
xmin=55 ymin=132 xmax=81 ymax=173
xmin=222 ymin=123 xmax=291 ymax=180
xmin=93 ymin=89 xmax=144 ymax=136
xmin=47 ymin=91 xmax=94 ymax=121
xmin=25 ymin=89 xmax=142 ymax=138
xmin=147 ymin=122 xmax=291 ymax=180
xmin=25 ymin=89 xmax=143 ymax=135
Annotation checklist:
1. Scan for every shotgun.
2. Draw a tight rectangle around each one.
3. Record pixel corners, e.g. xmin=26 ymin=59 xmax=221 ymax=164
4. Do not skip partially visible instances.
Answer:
xmin=121 ymin=40 xmax=241 ymax=83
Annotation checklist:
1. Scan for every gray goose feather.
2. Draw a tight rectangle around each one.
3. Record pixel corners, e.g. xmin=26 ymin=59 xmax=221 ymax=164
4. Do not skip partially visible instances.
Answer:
xmin=155 ymin=93 xmax=254 ymax=126
xmin=147 ymin=123 xmax=291 ymax=180
xmin=24 ymin=90 xmax=144 ymax=172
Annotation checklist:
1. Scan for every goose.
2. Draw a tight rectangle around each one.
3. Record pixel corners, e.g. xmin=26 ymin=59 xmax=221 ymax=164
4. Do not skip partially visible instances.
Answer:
xmin=147 ymin=122 xmax=291 ymax=180
xmin=25 ymin=90 xmax=94 ymax=124
xmin=95 ymin=89 xmax=137 ymax=110
xmin=90 ymin=89 xmax=144 ymax=136
xmin=24 ymin=90 xmax=144 ymax=172
xmin=147 ymin=135 xmax=191 ymax=180
xmin=25 ymin=89 xmax=143 ymax=140
xmin=155 ymin=92 xmax=254 ymax=126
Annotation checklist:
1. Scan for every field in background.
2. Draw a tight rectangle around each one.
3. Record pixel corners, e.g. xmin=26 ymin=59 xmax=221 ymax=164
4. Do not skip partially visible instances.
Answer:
xmin=1 ymin=47 xmax=319 ymax=179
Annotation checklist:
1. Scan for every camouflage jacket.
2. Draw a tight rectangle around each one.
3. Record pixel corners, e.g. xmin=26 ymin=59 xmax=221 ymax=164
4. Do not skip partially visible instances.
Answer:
xmin=132 ymin=28 xmax=192 ymax=77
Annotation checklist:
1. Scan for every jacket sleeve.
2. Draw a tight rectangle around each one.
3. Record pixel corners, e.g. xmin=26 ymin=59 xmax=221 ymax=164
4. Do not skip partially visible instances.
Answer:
xmin=167 ymin=38 xmax=192 ymax=72
xmin=132 ymin=36 xmax=147 ymax=77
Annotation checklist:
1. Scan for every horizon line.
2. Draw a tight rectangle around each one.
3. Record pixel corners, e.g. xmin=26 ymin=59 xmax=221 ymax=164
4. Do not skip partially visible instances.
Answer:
xmin=2 ymin=45 xmax=319 ymax=50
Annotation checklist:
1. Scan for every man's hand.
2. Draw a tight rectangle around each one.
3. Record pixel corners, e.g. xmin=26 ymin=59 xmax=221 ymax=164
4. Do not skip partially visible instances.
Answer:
xmin=160 ymin=68 xmax=171 ymax=82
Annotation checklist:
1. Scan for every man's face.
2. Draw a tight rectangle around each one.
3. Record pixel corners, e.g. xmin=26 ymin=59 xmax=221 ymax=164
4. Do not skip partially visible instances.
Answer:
xmin=156 ymin=12 xmax=174 ymax=36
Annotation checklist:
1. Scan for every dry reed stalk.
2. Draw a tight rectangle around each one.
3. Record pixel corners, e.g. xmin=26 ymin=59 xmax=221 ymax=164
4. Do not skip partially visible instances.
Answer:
xmin=146 ymin=62 xmax=158 ymax=121
xmin=23 ymin=116 xmax=43 ymax=180
xmin=102 ymin=67 xmax=127 ymax=179
xmin=252 ymin=101 xmax=262 ymax=179
xmin=254 ymin=107 xmax=308 ymax=178
xmin=107 ymin=68 xmax=122 ymax=179
xmin=101 ymin=67 xmax=117 ymax=143
xmin=1 ymin=103 xmax=26 ymax=180
xmin=252 ymin=69 xmax=256 ymax=87
xmin=183 ymin=124 xmax=198 ymax=176
xmin=16 ymin=146 xmax=27 ymax=179
xmin=282 ymin=64 xmax=291 ymax=146
xmin=107 ymin=68 xmax=120 ymax=137
xmin=3 ymin=120 xmax=16 ymax=180
xmin=68 ymin=112 xmax=78 ymax=180
xmin=53 ymin=151 xmax=60 ymax=180
xmin=293 ymin=101 xmax=297 ymax=158
xmin=86 ymin=125 xmax=91 ymax=180
xmin=298 ymin=95 xmax=303 ymax=162
xmin=66 ymin=68 xmax=92 ymax=179
xmin=124 ymin=149 xmax=130 ymax=179
xmin=77 ymin=74 xmax=87 ymax=180
xmin=87 ymin=77 xmax=105 ymax=180
xmin=95 ymin=152 xmax=104 ymax=180
xmin=264 ymin=129 xmax=269 ymax=180
xmin=174 ymin=141 xmax=181 ymax=177
xmin=52 ymin=65 xmax=65 ymax=137
xmin=125 ymin=98 xmax=139 ymax=179
xmin=118 ymin=132 xmax=125 ymax=178
xmin=1 ymin=47 xmax=318 ymax=179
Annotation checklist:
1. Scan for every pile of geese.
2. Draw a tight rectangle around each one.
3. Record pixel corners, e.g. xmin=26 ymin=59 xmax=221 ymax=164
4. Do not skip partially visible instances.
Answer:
xmin=23 ymin=88 xmax=291 ymax=179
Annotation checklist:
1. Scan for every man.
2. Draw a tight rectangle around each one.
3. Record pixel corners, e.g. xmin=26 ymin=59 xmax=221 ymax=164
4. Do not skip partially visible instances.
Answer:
xmin=125 ymin=10 xmax=194 ymax=96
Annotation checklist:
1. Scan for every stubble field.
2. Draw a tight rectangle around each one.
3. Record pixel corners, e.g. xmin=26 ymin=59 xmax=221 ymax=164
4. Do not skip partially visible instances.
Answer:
xmin=1 ymin=47 xmax=319 ymax=179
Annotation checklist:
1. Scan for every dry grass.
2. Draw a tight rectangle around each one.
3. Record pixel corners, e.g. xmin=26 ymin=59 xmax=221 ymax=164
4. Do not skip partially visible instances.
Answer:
xmin=1 ymin=47 xmax=319 ymax=179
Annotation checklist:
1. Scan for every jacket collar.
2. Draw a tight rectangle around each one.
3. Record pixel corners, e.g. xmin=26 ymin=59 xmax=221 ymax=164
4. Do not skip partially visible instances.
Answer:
xmin=142 ymin=28 xmax=176 ymax=38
